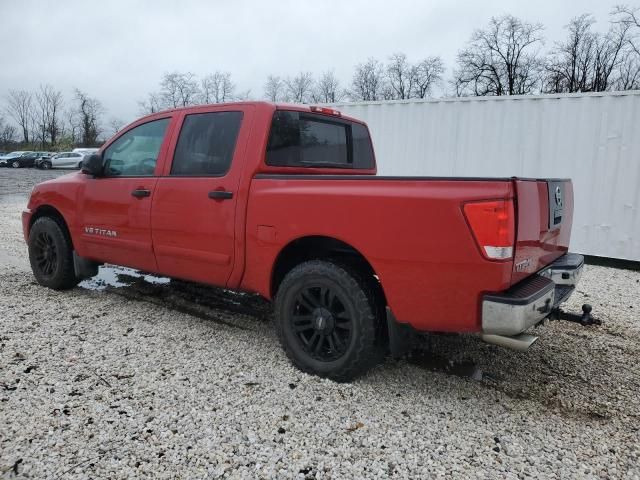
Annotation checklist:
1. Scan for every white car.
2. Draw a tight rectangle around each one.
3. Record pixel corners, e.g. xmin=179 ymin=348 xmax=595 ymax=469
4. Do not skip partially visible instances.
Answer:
xmin=73 ymin=148 xmax=99 ymax=154
xmin=50 ymin=151 xmax=88 ymax=169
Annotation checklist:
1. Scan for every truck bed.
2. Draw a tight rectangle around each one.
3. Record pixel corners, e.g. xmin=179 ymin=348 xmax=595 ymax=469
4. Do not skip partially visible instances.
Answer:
xmin=241 ymin=174 xmax=572 ymax=333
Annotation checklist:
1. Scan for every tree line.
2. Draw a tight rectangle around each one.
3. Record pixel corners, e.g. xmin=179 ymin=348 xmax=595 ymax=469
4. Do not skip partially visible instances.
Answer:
xmin=0 ymin=87 xmax=121 ymax=151
xmin=2 ymin=6 xmax=639 ymax=150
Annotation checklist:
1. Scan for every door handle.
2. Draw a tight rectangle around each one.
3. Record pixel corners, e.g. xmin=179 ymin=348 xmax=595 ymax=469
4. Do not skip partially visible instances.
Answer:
xmin=208 ymin=190 xmax=233 ymax=200
xmin=131 ymin=189 xmax=151 ymax=198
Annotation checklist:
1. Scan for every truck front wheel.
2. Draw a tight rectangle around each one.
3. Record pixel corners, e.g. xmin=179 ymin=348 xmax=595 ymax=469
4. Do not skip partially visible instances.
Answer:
xmin=274 ymin=260 xmax=382 ymax=382
xmin=28 ymin=216 xmax=79 ymax=290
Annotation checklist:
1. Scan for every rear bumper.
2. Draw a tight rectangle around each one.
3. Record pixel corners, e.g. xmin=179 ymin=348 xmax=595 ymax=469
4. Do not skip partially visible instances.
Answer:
xmin=482 ymin=253 xmax=584 ymax=336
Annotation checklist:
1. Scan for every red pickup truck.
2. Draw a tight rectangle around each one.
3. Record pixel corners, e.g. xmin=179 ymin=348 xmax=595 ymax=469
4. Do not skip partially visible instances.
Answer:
xmin=23 ymin=102 xmax=584 ymax=381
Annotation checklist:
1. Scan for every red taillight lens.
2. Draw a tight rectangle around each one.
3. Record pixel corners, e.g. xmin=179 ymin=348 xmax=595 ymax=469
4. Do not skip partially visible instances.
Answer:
xmin=463 ymin=199 xmax=515 ymax=260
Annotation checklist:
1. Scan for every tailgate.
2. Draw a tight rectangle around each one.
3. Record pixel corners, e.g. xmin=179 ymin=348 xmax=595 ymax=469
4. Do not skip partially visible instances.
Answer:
xmin=511 ymin=178 xmax=574 ymax=284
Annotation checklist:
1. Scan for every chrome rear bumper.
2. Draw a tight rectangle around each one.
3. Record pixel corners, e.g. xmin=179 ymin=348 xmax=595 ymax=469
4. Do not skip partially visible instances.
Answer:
xmin=482 ymin=253 xmax=584 ymax=337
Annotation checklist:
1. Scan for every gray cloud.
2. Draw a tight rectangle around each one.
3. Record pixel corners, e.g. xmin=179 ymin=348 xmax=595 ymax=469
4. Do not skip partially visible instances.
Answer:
xmin=0 ymin=0 xmax=625 ymax=124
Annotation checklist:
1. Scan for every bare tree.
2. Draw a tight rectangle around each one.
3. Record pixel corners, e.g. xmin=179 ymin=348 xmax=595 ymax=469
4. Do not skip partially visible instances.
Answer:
xmin=454 ymin=15 xmax=545 ymax=96
xmin=63 ymin=108 xmax=81 ymax=145
xmin=413 ymin=57 xmax=444 ymax=98
xmin=235 ymin=89 xmax=252 ymax=101
xmin=74 ymin=89 xmax=103 ymax=147
xmin=385 ymin=53 xmax=444 ymax=99
xmin=614 ymin=5 xmax=640 ymax=57
xmin=590 ymin=20 xmax=631 ymax=91
xmin=47 ymin=87 xmax=63 ymax=147
xmin=284 ymin=72 xmax=314 ymax=103
xmin=264 ymin=75 xmax=285 ymax=101
xmin=615 ymin=51 xmax=640 ymax=89
xmin=34 ymin=84 xmax=64 ymax=148
xmin=386 ymin=53 xmax=415 ymax=99
xmin=313 ymin=71 xmax=345 ymax=103
xmin=138 ymin=92 xmax=162 ymax=115
xmin=5 ymin=90 xmax=34 ymax=144
xmin=0 ymin=116 xmax=17 ymax=147
xmin=351 ymin=58 xmax=386 ymax=101
xmin=201 ymin=72 xmax=235 ymax=103
xmin=108 ymin=118 xmax=125 ymax=138
xmin=160 ymin=72 xmax=200 ymax=108
xmin=545 ymin=12 xmax=633 ymax=93
xmin=544 ymin=14 xmax=596 ymax=93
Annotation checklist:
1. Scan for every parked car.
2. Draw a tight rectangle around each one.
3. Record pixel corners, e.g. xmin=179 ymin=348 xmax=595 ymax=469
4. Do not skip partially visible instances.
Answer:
xmin=35 ymin=153 xmax=52 ymax=169
xmin=72 ymin=148 xmax=99 ymax=155
xmin=0 ymin=151 xmax=38 ymax=168
xmin=22 ymin=102 xmax=584 ymax=381
xmin=33 ymin=152 xmax=53 ymax=168
xmin=49 ymin=151 xmax=87 ymax=169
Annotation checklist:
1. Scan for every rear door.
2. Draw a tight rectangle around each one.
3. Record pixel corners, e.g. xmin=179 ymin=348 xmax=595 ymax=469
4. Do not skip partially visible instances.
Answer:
xmin=511 ymin=178 xmax=574 ymax=283
xmin=151 ymin=105 xmax=253 ymax=287
xmin=65 ymin=152 xmax=82 ymax=168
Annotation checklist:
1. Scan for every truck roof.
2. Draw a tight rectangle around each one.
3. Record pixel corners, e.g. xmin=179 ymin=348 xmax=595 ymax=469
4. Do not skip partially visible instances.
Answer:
xmin=137 ymin=101 xmax=366 ymax=126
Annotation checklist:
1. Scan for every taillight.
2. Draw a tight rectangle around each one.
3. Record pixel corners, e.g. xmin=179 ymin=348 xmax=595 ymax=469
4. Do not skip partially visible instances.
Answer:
xmin=463 ymin=199 xmax=515 ymax=260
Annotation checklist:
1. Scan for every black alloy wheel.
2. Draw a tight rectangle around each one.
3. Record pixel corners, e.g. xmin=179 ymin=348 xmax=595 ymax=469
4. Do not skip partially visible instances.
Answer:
xmin=32 ymin=231 xmax=58 ymax=276
xmin=28 ymin=216 xmax=79 ymax=290
xmin=291 ymin=284 xmax=353 ymax=362
xmin=275 ymin=260 xmax=383 ymax=382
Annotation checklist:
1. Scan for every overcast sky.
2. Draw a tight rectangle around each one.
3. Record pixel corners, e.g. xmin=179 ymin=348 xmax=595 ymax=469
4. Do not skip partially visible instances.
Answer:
xmin=0 ymin=0 xmax=630 ymax=125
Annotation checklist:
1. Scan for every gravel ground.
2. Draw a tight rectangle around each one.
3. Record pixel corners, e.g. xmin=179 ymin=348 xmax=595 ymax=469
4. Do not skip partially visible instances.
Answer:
xmin=1 ymin=169 xmax=639 ymax=479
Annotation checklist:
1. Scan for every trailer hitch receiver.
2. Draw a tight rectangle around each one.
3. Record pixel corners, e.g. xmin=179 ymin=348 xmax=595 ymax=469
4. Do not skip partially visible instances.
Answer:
xmin=550 ymin=303 xmax=601 ymax=326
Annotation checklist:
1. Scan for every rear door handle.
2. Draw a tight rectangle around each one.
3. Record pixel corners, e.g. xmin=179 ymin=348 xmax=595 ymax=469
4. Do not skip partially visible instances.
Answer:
xmin=131 ymin=189 xmax=151 ymax=198
xmin=208 ymin=191 xmax=233 ymax=200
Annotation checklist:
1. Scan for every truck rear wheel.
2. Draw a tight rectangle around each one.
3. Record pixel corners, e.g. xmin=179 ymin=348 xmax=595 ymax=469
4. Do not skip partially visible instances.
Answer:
xmin=274 ymin=260 xmax=382 ymax=382
xmin=28 ymin=216 xmax=79 ymax=290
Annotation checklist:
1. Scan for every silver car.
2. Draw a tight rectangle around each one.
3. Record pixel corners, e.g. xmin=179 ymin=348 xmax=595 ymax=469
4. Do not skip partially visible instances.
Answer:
xmin=50 ymin=152 xmax=87 ymax=169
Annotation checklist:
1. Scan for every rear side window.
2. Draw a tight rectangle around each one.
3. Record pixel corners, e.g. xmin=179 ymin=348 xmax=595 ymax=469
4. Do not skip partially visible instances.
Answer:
xmin=266 ymin=111 xmax=374 ymax=169
xmin=171 ymin=111 xmax=243 ymax=176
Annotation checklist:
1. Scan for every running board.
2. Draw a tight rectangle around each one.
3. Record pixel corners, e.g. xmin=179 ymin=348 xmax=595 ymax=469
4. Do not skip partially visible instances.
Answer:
xmin=481 ymin=333 xmax=538 ymax=351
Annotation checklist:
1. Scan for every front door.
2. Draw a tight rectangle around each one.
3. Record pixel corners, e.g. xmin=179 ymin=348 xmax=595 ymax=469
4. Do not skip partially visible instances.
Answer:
xmin=151 ymin=107 xmax=250 ymax=287
xmin=78 ymin=116 xmax=173 ymax=272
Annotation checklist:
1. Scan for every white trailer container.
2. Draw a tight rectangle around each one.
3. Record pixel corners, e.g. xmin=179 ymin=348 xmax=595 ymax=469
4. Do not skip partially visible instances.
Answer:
xmin=330 ymin=91 xmax=640 ymax=262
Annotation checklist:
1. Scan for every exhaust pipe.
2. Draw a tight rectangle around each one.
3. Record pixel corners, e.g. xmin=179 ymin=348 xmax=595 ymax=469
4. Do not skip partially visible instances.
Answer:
xmin=481 ymin=333 xmax=538 ymax=351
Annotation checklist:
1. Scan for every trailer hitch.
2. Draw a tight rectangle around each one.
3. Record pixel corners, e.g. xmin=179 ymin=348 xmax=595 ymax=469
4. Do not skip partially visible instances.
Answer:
xmin=550 ymin=304 xmax=601 ymax=326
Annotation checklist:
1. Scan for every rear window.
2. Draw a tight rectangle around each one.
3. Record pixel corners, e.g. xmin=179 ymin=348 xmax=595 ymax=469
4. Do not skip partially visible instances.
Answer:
xmin=266 ymin=111 xmax=374 ymax=169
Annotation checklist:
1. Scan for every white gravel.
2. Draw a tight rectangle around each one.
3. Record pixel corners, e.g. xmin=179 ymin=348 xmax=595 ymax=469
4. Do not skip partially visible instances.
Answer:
xmin=1 ymin=169 xmax=639 ymax=479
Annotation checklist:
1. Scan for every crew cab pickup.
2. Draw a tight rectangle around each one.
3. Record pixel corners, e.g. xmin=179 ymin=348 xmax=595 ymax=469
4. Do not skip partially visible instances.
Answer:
xmin=23 ymin=102 xmax=583 ymax=381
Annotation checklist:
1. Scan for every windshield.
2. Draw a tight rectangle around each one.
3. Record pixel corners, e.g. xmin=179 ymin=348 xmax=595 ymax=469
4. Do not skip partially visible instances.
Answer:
xmin=5 ymin=152 xmax=23 ymax=158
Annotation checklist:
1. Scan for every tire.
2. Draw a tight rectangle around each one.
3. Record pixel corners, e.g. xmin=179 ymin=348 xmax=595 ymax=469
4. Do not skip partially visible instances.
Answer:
xmin=274 ymin=260 xmax=383 ymax=382
xmin=11 ymin=161 xmax=20 ymax=168
xmin=42 ymin=161 xmax=51 ymax=170
xmin=28 ymin=216 xmax=79 ymax=290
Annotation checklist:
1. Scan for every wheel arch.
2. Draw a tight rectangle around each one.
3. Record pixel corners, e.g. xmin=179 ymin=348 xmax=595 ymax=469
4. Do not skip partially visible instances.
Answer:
xmin=28 ymin=205 xmax=74 ymax=248
xmin=270 ymin=235 xmax=386 ymax=304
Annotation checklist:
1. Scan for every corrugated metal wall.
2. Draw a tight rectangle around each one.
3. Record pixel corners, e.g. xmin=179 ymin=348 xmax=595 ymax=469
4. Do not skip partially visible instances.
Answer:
xmin=330 ymin=92 xmax=640 ymax=262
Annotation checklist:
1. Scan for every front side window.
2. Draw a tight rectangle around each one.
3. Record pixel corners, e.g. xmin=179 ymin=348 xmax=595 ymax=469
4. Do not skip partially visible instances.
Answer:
xmin=171 ymin=111 xmax=243 ymax=176
xmin=103 ymin=118 xmax=169 ymax=176
xmin=266 ymin=111 xmax=374 ymax=169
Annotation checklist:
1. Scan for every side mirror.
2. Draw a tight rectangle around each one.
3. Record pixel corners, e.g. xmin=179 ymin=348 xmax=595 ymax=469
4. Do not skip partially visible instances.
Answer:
xmin=81 ymin=153 xmax=104 ymax=176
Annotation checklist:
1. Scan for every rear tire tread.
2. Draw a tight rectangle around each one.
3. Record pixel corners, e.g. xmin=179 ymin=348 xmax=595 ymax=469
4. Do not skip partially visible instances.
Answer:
xmin=274 ymin=259 xmax=383 ymax=382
